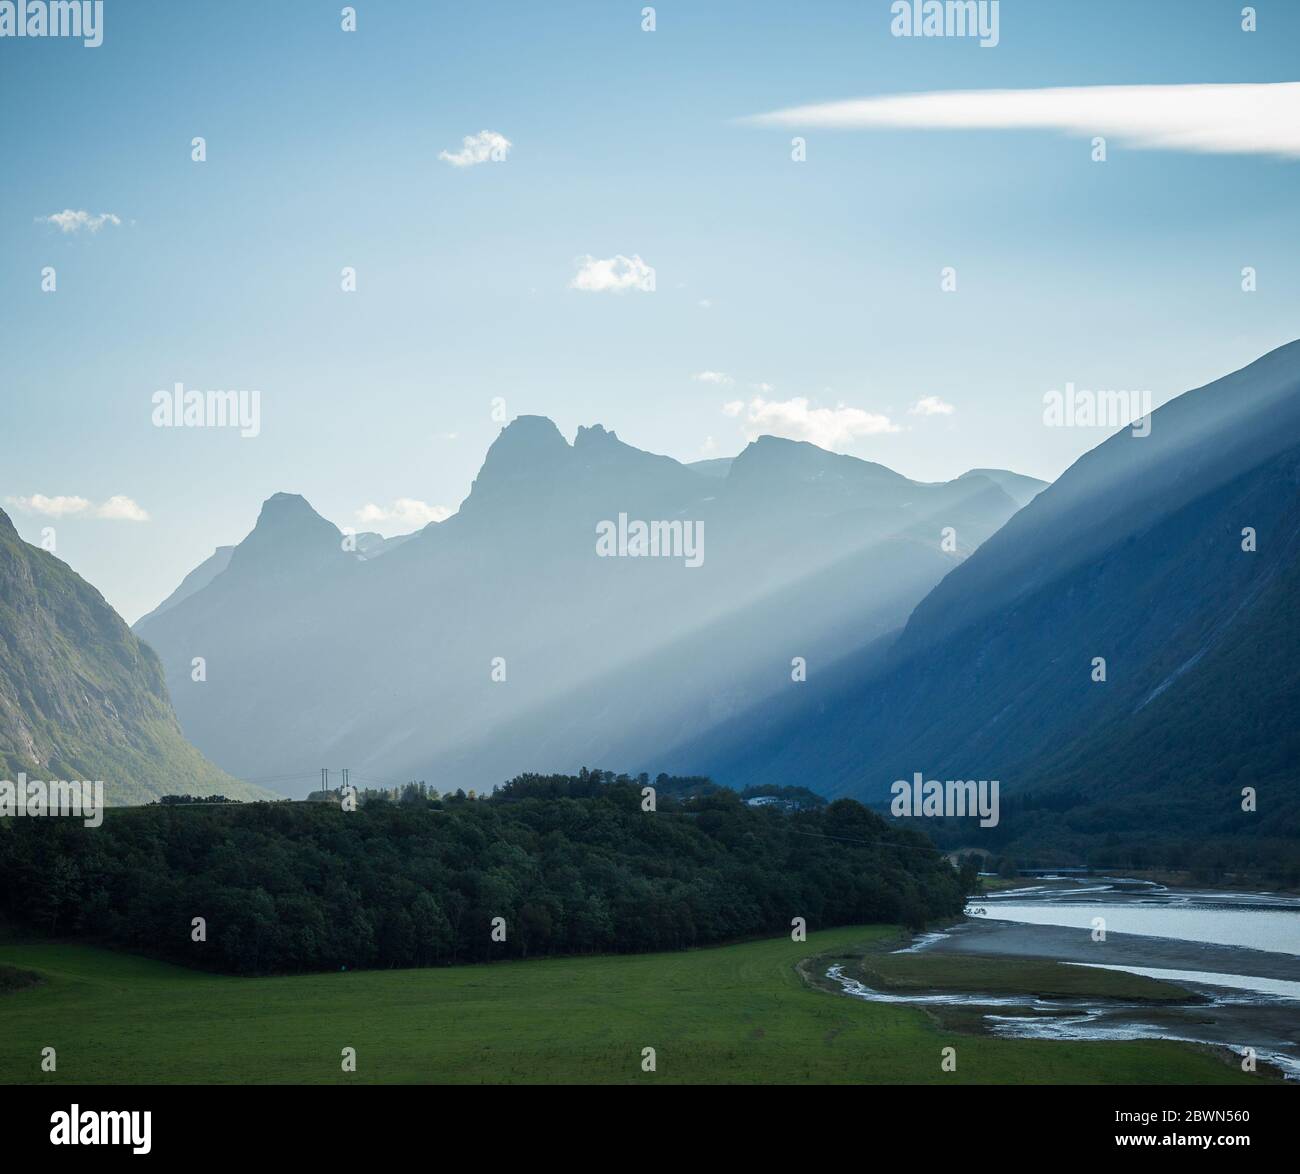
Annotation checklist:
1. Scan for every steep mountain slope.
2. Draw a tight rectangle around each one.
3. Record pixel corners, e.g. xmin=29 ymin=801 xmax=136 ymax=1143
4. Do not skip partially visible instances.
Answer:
xmin=667 ymin=341 xmax=1300 ymax=853
xmin=134 ymin=422 xmax=1042 ymax=793
xmin=0 ymin=510 xmax=269 ymax=804
xmin=135 ymin=545 xmax=234 ymax=627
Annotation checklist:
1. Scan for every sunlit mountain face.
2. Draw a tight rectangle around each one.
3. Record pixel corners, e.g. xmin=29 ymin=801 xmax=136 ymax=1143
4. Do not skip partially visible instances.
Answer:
xmin=665 ymin=342 xmax=1300 ymax=865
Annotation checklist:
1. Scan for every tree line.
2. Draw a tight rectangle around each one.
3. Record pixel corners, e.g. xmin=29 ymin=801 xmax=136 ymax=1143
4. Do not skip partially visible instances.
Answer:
xmin=0 ymin=769 xmax=966 ymax=975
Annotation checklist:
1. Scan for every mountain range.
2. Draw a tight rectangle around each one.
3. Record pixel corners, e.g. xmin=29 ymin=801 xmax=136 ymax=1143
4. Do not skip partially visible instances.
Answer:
xmin=132 ymin=423 xmax=1042 ymax=795
xmin=12 ymin=340 xmax=1293 ymax=865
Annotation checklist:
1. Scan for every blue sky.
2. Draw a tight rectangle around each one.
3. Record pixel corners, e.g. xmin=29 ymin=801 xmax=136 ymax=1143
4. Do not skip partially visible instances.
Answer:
xmin=3 ymin=0 xmax=1298 ymax=621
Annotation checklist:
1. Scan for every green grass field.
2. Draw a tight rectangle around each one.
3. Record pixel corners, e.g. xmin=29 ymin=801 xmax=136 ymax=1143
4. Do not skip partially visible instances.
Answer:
xmin=853 ymin=949 xmax=1194 ymax=1001
xmin=0 ymin=926 xmax=1263 ymax=1084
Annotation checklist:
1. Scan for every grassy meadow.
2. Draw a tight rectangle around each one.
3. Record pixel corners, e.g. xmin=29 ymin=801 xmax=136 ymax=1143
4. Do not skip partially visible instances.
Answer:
xmin=0 ymin=925 xmax=1264 ymax=1084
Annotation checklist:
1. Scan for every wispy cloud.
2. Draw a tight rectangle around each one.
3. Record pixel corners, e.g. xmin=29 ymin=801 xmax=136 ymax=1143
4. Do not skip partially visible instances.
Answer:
xmin=7 ymin=493 xmax=149 ymax=521
xmin=910 ymin=395 xmax=955 ymax=416
xmin=692 ymin=371 xmax=734 ymax=386
xmin=723 ymin=396 xmax=898 ymax=451
xmin=438 ymin=130 xmax=512 ymax=168
xmin=38 ymin=209 xmax=122 ymax=233
xmin=356 ymin=499 xmax=451 ymax=532
xmin=743 ymin=83 xmax=1300 ymax=159
xmin=570 ymin=254 xmax=656 ymax=293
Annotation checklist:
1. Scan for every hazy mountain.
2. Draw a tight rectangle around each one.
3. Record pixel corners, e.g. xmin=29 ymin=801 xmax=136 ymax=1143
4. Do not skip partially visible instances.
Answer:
xmin=687 ymin=457 xmax=735 ymax=479
xmin=134 ymin=422 xmax=1042 ymax=794
xmin=0 ymin=509 xmax=270 ymax=804
xmin=664 ymin=341 xmax=1300 ymax=853
xmin=954 ymin=468 xmax=1048 ymax=509
xmin=353 ymin=531 xmax=414 ymax=560
xmin=135 ymin=545 xmax=235 ymax=627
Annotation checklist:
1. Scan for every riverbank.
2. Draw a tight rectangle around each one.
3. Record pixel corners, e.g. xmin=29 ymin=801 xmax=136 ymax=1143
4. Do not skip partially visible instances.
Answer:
xmin=816 ymin=878 xmax=1300 ymax=1079
xmin=932 ymin=918 xmax=1300 ymax=983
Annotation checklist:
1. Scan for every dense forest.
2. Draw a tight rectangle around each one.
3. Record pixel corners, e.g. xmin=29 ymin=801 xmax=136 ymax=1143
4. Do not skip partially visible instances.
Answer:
xmin=0 ymin=770 xmax=968 ymax=975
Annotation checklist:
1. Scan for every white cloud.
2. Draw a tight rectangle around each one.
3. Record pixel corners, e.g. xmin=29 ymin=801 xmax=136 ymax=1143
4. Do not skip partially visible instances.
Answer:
xmin=94 ymin=495 xmax=150 ymax=521
xmin=570 ymin=254 xmax=656 ymax=293
xmin=910 ymin=395 xmax=955 ymax=416
xmin=692 ymin=371 xmax=734 ymax=386
xmin=697 ymin=298 xmax=713 ymax=309
xmin=725 ymin=396 xmax=899 ymax=451
xmin=744 ymin=83 xmax=1300 ymax=159
xmin=6 ymin=494 xmax=91 ymax=517
xmin=5 ymin=493 xmax=148 ymax=520
xmin=438 ymin=130 xmax=512 ymax=167
xmin=700 ymin=436 xmax=718 ymax=455
xmin=356 ymin=498 xmax=451 ymax=533
xmin=39 ymin=210 xmax=122 ymax=233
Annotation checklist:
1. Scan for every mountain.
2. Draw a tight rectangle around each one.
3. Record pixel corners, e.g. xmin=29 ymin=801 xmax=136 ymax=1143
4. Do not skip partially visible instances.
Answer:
xmin=136 ymin=517 xmax=416 ymax=630
xmin=664 ymin=341 xmax=1300 ymax=863
xmin=354 ymin=531 xmax=414 ymax=560
xmin=686 ymin=457 xmax=734 ymax=479
xmin=135 ymin=545 xmax=234 ymax=627
xmin=954 ymin=468 xmax=1047 ymax=509
xmin=0 ymin=509 xmax=271 ymax=804
xmin=133 ymin=422 xmax=1043 ymax=794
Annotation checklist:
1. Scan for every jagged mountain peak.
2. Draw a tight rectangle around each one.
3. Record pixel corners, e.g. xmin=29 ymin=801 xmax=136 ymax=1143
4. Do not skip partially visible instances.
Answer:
xmin=226 ymin=492 xmax=343 ymax=572
xmin=130 ymin=404 xmax=1039 ymax=791
xmin=465 ymin=417 xmax=572 ymax=503
xmin=574 ymin=423 xmax=618 ymax=447
xmin=255 ymin=491 xmax=327 ymax=524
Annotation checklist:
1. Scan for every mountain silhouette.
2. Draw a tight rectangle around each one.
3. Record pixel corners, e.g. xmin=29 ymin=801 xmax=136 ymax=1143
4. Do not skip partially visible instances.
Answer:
xmin=134 ymin=425 xmax=1041 ymax=793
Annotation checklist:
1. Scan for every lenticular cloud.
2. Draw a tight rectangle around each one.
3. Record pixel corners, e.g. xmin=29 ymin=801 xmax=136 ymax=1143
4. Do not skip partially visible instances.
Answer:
xmin=745 ymin=82 xmax=1300 ymax=159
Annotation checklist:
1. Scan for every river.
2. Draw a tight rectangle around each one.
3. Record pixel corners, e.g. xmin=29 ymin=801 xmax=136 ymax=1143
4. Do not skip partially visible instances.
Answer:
xmin=825 ymin=877 xmax=1300 ymax=1078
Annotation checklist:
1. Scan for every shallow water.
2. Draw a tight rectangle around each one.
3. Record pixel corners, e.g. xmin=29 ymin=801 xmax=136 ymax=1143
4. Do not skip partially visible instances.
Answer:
xmin=970 ymin=880 xmax=1300 ymax=956
xmin=1066 ymin=962 xmax=1300 ymax=1000
xmin=824 ymin=961 xmax=1300 ymax=1079
xmin=824 ymin=879 xmax=1300 ymax=1078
